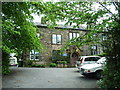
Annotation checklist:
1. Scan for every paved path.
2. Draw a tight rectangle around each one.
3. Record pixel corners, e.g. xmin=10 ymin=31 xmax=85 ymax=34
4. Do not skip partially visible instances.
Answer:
xmin=3 ymin=67 xmax=98 ymax=88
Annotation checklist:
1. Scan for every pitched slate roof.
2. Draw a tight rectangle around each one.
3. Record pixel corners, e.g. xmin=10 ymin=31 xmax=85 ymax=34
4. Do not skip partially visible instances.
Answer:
xmin=35 ymin=23 xmax=89 ymax=31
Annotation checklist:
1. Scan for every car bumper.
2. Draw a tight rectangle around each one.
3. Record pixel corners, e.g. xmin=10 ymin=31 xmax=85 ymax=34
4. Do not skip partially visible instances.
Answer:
xmin=80 ymin=68 xmax=95 ymax=75
xmin=10 ymin=64 xmax=18 ymax=66
xmin=76 ymin=64 xmax=82 ymax=69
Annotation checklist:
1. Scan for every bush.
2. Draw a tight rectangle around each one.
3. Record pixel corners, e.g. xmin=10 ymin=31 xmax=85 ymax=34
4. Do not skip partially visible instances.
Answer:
xmin=57 ymin=61 xmax=67 ymax=64
xmin=49 ymin=63 xmax=57 ymax=67
xmin=52 ymin=52 xmax=70 ymax=64
xmin=97 ymin=64 xmax=120 ymax=88
xmin=32 ymin=64 xmax=45 ymax=68
xmin=31 ymin=64 xmax=36 ymax=67
xmin=24 ymin=60 xmax=33 ymax=67
xmin=97 ymin=53 xmax=108 ymax=57
xmin=2 ymin=65 xmax=10 ymax=75
xmin=2 ymin=51 xmax=10 ymax=75
xmin=38 ymin=64 xmax=45 ymax=67
xmin=27 ymin=60 xmax=33 ymax=65
xmin=97 ymin=28 xmax=120 ymax=88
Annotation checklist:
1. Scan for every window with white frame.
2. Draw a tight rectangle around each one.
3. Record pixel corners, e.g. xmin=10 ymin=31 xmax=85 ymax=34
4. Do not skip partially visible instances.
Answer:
xmin=30 ymin=50 xmax=39 ymax=60
xmin=52 ymin=34 xmax=62 ymax=44
xmin=102 ymin=34 xmax=107 ymax=41
xmin=91 ymin=45 xmax=98 ymax=55
xmin=69 ymin=32 xmax=79 ymax=40
xmin=37 ymin=33 xmax=40 ymax=37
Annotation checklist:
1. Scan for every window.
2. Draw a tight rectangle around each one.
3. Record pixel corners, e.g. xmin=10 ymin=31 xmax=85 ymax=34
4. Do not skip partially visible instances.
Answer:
xmin=102 ymin=34 xmax=107 ymax=41
xmin=69 ymin=32 xmax=79 ymax=40
xmin=52 ymin=50 xmax=60 ymax=55
xmin=30 ymin=50 xmax=39 ymax=60
xmin=85 ymin=57 xmax=100 ymax=61
xmin=91 ymin=45 xmax=98 ymax=55
xmin=52 ymin=34 xmax=62 ymax=44
xmin=37 ymin=33 xmax=40 ymax=37
xmin=85 ymin=57 xmax=91 ymax=61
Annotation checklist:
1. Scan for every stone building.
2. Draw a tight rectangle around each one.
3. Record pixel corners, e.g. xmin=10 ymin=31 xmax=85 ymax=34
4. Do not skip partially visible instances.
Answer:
xmin=29 ymin=24 xmax=103 ymax=65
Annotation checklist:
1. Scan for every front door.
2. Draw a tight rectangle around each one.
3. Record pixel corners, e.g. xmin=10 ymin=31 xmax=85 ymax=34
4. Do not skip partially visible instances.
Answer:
xmin=71 ymin=53 xmax=79 ymax=66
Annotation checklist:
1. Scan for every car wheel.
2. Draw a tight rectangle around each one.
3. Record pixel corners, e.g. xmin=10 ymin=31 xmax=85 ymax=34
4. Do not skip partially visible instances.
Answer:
xmin=96 ymin=71 xmax=103 ymax=79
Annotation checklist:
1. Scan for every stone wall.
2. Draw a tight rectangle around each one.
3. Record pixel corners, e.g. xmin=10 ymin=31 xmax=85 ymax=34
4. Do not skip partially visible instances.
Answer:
xmin=35 ymin=27 xmax=102 ymax=64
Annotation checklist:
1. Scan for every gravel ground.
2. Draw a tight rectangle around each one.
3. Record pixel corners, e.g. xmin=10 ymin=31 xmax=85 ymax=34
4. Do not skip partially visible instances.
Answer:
xmin=2 ymin=67 xmax=98 ymax=88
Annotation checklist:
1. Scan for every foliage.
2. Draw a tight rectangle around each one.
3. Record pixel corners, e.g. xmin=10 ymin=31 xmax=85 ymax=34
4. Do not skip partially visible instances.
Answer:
xmin=97 ymin=3 xmax=120 ymax=88
xmin=52 ymin=51 xmax=70 ymax=63
xmin=2 ymin=2 xmax=44 ymax=53
xmin=49 ymin=63 xmax=57 ymax=67
xmin=97 ymin=53 xmax=108 ymax=57
xmin=2 ymin=2 xmax=44 ymax=74
xmin=37 ymin=2 xmax=120 ymax=88
xmin=32 ymin=64 xmax=45 ymax=68
xmin=2 ymin=2 xmax=120 ymax=87
xmin=52 ymin=55 xmax=70 ymax=64
xmin=57 ymin=61 xmax=67 ymax=64
xmin=98 ymin=25 xmax=120 ymax=88
xmin=2 ymin=50 xmax=10 ymax=75
xmin=31 ymin=64 xmax=36 ymax=67
xmin=24 ymin=60 xmax=33 ymax=67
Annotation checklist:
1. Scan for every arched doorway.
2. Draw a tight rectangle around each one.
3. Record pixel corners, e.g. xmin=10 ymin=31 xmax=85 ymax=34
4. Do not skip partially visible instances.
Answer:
xmin=70 ymin=52 xmax=79 ymax=66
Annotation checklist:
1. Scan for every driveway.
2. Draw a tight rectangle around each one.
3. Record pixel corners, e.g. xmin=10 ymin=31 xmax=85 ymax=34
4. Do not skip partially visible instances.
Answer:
xmin=2 ymin=67 xmax=98 ymax=88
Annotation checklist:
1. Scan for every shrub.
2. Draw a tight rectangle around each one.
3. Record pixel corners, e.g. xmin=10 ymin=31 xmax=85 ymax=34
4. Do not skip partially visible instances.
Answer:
xmin=49 ymin=63 xmax=57 ymax=67
xmin=2 ymin=51 xmax=10 ymax=75
xmin=26 ymin=60 xmax=33 ymax=65
xmin=39 ymin=64 xmax=45 ymax=67
xmin=2 ymin=65 xmax=10 ymax=75
xmin=52 ymin=52 xmax=70 ymax=64
xmin=97 ymin=64 xmax=120 ymax=88
xmin=97 ymin=53 xmax=108 ymax=57
xmin=57 ymin=61 xmax=67 ymax=64
xmin=36 ymin=64 xmax=41 ymax=67
xmin=32 ymin=64 xmax=36 ymax=67
xmin=32 ymin=64 xmax=45 ymax=68
xmin=24 ymin=60 xmax=34 ymax=67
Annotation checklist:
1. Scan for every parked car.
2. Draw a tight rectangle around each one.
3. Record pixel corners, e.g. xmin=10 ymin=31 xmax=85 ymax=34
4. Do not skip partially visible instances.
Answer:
xmin=9 ymin=56 xmax=18 ymax=67
xmin=80 ymin=57 xmax=106 ymax=79
xmin=76 ymin=56 xmax=101 ymax=69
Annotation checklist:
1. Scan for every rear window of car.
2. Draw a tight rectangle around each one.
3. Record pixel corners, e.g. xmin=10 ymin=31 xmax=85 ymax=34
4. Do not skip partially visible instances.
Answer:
xmin=84 ymin=57 xmax=100 ymax=61
xmin=84 ymin=57 xmax=91 ymax=61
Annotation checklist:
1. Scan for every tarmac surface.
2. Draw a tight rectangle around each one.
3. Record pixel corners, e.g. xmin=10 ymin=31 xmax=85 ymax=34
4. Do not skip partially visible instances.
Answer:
xmin=2 ymin=67 xmax=98 ymax=88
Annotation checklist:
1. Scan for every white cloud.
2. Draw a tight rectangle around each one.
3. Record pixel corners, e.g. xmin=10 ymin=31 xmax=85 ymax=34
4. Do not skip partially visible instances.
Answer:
xmin=32 ymin=14 xmax=41 ymax=23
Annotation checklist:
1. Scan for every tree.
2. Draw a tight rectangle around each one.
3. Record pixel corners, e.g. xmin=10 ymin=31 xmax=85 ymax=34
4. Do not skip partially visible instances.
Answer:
xmin=2 ymin=1 xmax=120 ymax=88
xmin=2 ymin=2 xmax=43 ymax=74
xmin=97 ymin=2 xmax=120 ymax=88
xmin=34 ymin=2 xmax=120 ymax=88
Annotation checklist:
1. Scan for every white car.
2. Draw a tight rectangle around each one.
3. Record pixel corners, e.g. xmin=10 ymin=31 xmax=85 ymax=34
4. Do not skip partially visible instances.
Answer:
xmin=76 ymin=56 xmax=101 ymax=69
xmin=9 ymin=56 xmax=18 ymax=66
xmin=80 ymin=57 xmax=106 ymax=79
